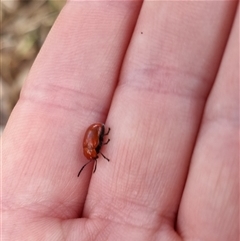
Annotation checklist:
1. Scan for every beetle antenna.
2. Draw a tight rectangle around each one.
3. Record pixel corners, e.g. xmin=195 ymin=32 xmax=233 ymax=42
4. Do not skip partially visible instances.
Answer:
xmin=100 ymin=152 xmax=110 ymax=162
xmin=93 ymin=160 xmax=97 ymax=173
xmin=104 ymin=127 xmax=111 ymax=136
xmin=77 ymin=159 xmax=95 ymax=177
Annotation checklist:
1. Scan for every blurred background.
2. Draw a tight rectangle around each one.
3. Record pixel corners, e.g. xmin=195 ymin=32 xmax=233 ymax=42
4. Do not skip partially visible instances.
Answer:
xmin=1 ymin=0 xmax=66 ymax=132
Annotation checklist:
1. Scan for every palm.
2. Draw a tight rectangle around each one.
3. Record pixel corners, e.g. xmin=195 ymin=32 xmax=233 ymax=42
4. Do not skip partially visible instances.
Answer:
xmin=3 ymin=2 xmax=238 ymax=241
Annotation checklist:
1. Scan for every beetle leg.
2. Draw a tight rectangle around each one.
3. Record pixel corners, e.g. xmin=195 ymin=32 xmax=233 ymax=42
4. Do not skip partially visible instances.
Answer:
xmin=104 ymin=127 xmax=111 ymax=136
xmin=100 ymin=152 xmax=110 ymax=162
xmin=102 ymin=139 xmax=110 ymax=145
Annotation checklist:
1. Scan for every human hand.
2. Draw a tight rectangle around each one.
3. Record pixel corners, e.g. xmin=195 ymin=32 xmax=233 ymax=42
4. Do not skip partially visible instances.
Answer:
xmin=3 ymin=2 xmax=239 ymax=240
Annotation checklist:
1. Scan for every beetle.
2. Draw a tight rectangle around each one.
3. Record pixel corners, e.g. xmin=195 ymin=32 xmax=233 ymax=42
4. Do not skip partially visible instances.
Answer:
xmin=77 ymin=123 xmax=110 ymax=177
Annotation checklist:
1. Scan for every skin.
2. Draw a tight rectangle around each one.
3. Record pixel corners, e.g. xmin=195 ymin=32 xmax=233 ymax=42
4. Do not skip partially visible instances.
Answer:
xmin=2 ymin=1 xmax=239 ymax=241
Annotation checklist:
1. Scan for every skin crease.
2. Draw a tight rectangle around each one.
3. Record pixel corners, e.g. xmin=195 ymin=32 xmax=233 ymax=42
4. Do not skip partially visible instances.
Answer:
xmin=2 ymin=1 xmax=239 ymax=241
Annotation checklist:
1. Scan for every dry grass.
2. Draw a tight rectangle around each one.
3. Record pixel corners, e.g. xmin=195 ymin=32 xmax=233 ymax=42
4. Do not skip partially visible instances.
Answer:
xmin=1 ymin=0 xmax=66 ymax=129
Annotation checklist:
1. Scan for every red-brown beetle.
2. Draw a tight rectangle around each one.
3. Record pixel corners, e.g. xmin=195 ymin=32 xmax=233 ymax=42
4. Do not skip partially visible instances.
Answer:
xmin=77 ymin=123 xmax=110 ymax=177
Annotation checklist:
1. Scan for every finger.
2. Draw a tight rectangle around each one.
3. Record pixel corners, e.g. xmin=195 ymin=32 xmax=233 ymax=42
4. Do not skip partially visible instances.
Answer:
xmin=84 ymin=1 xmax=237 ymax=236
xmin=2 ymin=1 xmax=141 ymax=219
xmin=177 ymin=7 xmax=239 ymax=241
